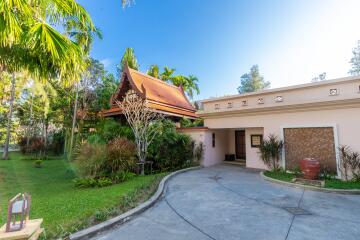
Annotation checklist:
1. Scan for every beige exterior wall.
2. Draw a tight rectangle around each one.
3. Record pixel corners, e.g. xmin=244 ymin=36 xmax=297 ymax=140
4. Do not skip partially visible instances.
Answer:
xmin=194 ymin=77 xmax=360 ymax=175
xmin=177 ymin=128 xmax=228 ymax=167
xmin=201 ymin=76 xmax=360 ymax=114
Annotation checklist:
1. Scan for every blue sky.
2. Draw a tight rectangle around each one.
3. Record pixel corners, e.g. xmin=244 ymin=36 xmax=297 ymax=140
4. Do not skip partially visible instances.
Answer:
xmin=78 ymin=0 xmax=360 ymax=100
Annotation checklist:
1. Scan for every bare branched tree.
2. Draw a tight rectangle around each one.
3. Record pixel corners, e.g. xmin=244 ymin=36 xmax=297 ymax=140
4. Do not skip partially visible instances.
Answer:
xmin=116 ymin=90 xmax=163 ymax=175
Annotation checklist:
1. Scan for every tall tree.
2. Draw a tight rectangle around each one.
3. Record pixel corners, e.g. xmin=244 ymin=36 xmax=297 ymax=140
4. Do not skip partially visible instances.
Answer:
xmin=147 ymin=64 xmax=160 ymax=79
xmin=160 ymin=66 xmax=176 ymax=82
xmin=349 ymin=40 xmax=360 ymax=76
xmin=237 ymin=65 xmax=270 ymax=94
xmin=311 ymin=72 xmax=327 ymax=82
xmin=0 ymin=0 xmax=98 ymax=159
xmin=117 ymin=48 xmax=139 ymax=78
xmin=147 ymin=65 xmax=200 ymax=99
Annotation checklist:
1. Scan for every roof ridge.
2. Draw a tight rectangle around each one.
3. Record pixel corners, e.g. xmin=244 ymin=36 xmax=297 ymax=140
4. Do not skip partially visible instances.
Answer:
xmin=129 ymin=68 xmax=181 ymax=90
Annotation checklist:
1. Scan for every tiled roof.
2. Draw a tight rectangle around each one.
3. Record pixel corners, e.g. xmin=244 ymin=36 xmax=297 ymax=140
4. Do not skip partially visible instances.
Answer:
xmin=102 ymin=65 xmax=197 ymax=118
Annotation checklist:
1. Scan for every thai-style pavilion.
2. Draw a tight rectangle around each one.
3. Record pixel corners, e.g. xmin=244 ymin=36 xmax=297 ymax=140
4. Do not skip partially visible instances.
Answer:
xmin=101 ymin=65 xmax=197 ymax=120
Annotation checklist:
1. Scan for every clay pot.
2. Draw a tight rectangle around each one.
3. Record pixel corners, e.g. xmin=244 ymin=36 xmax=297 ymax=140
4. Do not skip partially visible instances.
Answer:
xmin=300 ymin=158 xmax=321 ymax=180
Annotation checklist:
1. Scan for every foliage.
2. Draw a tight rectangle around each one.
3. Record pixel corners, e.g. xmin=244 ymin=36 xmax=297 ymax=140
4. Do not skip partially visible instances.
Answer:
xmin=311 ymin=72 xmax=327 ymax=82
xmin=338 ymin=145 xmax=360 ymax=181
xmin=264 ymin=170 xmax=294 ymax=182
xmin=117 ymin=48 xmax=139 ymax=77
xmin=147 ymin=65 xmax=200 ymax=99
xmin=149 ymin=120 xmax=196 ymax=171
xmin=111 ymin=171 xmax=137 ymax=183
xmin=73 ymin=177 xmax=112 ymax=188
xmin=237 ymin=65 xmax=270 ymax=93
xmin=0 ymin=0 xmax=99 ymax=159
xmin=34 ymin=160 xmax=43 ymax=168
xmin=258 ymin=134 xmax=283 ymax=171
xmin=92 ymin=118 xmax=134 ymax=142
xmin=180 ymin=117 xmax=204 ymax=128
xmin=18 ymin=136 xmax=45 ymax=156
xmin=0 ymin=152 xmax=163 ymax=239
xmin=74 ymin=142 xmax=107 ymax=178
xmin=106 ymin=138 xmax=137 ymax=174
xmin=349 ymin=40 xmax=360 ymax=76
xmin=147 ymin=64 xmax=160 ymax=78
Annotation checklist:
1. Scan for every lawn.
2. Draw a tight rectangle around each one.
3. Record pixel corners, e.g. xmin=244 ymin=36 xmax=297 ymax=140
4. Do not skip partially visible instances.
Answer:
xmin=0 ymin=152 xmax=165 ymax=238
xmin=264 ymin=170 xmax=360 ymax=189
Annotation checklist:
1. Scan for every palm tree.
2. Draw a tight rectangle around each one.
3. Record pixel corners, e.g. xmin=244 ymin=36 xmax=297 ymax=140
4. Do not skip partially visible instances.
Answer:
xmin=0 ymin=0 xmax=98 ymax=159
xmin=147 ymin=65 xmax=160 ymax=78
xmin=183 ymin=75 xmax=200 ymax=99
xmin=160 ymin=66 xmax=176 ymax=82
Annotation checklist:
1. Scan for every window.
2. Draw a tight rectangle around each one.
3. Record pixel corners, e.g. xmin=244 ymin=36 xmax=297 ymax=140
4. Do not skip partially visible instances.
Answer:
xmin=258 ymin=98 xmax=264 ymax=104
xmin=212 ymin=133 xmax=215 ymax=148
xmin=241 ymin=100 xmax=248 ymax=106
xmin=275 ymin=96 xmax=283 ymax=102
xmin=251 ymin=135 xmax=263 ymax=148
xmin=227 ymin=102 xmax=233 ymax=108
xmin=329 ymin=88 xmax=339 ymax=96
xmin=214 ymin=104 xmax=220 ymax=110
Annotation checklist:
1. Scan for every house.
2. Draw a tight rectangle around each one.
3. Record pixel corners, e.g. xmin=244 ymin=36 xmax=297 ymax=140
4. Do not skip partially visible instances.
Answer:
xmin=179 ymin=76 xmax=360 ymax=178
xmin=102 ymin=65 xmax=197 ymax=120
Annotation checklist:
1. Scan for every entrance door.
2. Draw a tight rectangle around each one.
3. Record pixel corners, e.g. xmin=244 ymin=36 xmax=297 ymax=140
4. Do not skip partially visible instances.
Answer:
xmin=235 ymin=130 xmax=246 ymax=159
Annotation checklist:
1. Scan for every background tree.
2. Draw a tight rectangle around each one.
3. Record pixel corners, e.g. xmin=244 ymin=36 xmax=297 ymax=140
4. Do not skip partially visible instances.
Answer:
xmin=237 ymin=65 xmax=270 ymax=94
xmin=147 ymin=65 xmax=200 ymax=99
xmin=0 ymin=0 xmax=98 ymax=159
xmin=117 ymin=48 xmax=139 ymax=78
xmin=147 ymin=64 xmax=160 ymax=78
xmin=349 ymin=40 xmax=360 ymax=76
xmin=311 ymin=72 xmax=327 ymax=82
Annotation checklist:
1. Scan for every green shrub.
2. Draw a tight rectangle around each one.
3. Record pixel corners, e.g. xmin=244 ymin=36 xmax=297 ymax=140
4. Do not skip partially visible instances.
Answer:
xmin=339 ymin=145 xmax=360 ymax=181
xmin=73 ymin=177 xmax=112 ymax=188
xmin=106 ymin=137 xmax=137 ymax=174
xmin=149 ymin=120 xmax=195 ymax=171
xmin=180 ymin=117 xmax=204 ymax=128
xmin=112 ymin=171 xmax=136 ymax=183
xmin=49 ymin=131 xmax=65 ymax=155
xmin=258 ymin=134 xmax=283 ymax=171
xmin=96 ymin=177 xmax=113 ymax=187
xmin=73 ymin=142 xmax=107 ymax=178
xmin=90 ymin=118 xmax=134 ymax=143
xmin=34 ymin=160 xmax=43 ymax=168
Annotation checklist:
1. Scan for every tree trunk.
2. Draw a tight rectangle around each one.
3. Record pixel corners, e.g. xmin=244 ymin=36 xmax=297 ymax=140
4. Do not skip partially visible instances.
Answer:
xmin=26 ymin=93 xmax=34 ymax=150
xmin=2 ymin=73 xmax=16 ymax=160
xmin=69 ymin=83 xmax=79 ymax=160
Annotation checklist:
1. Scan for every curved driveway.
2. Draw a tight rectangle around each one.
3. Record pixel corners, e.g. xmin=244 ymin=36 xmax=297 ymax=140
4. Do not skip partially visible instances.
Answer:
xmin=94 ymin=165 xmax=360 ymax=240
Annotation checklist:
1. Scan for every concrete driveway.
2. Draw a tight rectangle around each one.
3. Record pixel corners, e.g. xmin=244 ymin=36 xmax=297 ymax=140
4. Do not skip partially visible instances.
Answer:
xmin=93 ymin=165 xmax=360 ymax=240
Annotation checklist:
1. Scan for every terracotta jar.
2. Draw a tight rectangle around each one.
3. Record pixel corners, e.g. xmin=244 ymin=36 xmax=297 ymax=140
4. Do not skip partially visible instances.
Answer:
xmin=300 ymin=158 xmax=321 ymax=180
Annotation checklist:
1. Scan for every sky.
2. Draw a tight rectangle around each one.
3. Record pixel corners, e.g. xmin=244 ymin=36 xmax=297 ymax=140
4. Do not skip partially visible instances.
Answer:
xmin=78 ymin=0 xmax=360 ymax=100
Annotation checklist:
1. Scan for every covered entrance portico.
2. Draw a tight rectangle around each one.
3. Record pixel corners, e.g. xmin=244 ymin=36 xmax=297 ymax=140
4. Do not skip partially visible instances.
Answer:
xmin=197 ymin=127 xmax=265 ymax=168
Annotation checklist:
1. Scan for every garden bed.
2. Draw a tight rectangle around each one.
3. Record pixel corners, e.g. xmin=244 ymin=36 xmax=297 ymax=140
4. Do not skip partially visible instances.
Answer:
xmin=263 ymin=171 xmax=360 ymax=190
xmin=0 ymin=152 xmax=167 ymax=239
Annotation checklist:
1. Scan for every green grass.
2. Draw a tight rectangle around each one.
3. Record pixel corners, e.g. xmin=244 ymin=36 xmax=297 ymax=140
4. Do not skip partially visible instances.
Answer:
xmin=0 ymin=152 xmax=165 ymax=238
xmin=263 ymin=170 xmax=295 ymax=182
xmin=324 ymin=178 xmax=360 ymax=189
xmin=264 ymin=170 xmax=360 ymax=189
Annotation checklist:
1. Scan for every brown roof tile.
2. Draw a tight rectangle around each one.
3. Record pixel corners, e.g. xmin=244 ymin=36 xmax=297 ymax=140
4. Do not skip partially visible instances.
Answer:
xmin=102 ymin=66 xmax=197 ymax=118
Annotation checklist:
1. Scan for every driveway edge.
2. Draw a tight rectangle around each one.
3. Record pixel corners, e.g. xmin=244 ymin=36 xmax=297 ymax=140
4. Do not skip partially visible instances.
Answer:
xmin=260 ymin=171 xmax=360 ymax=195
xmin=69 ymin=166 xmax=202 ymax=240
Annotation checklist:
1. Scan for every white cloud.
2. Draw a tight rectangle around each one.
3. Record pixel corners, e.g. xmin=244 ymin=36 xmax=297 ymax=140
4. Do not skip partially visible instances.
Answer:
xmin=100 ymin=58 xmax=112 ymax=68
